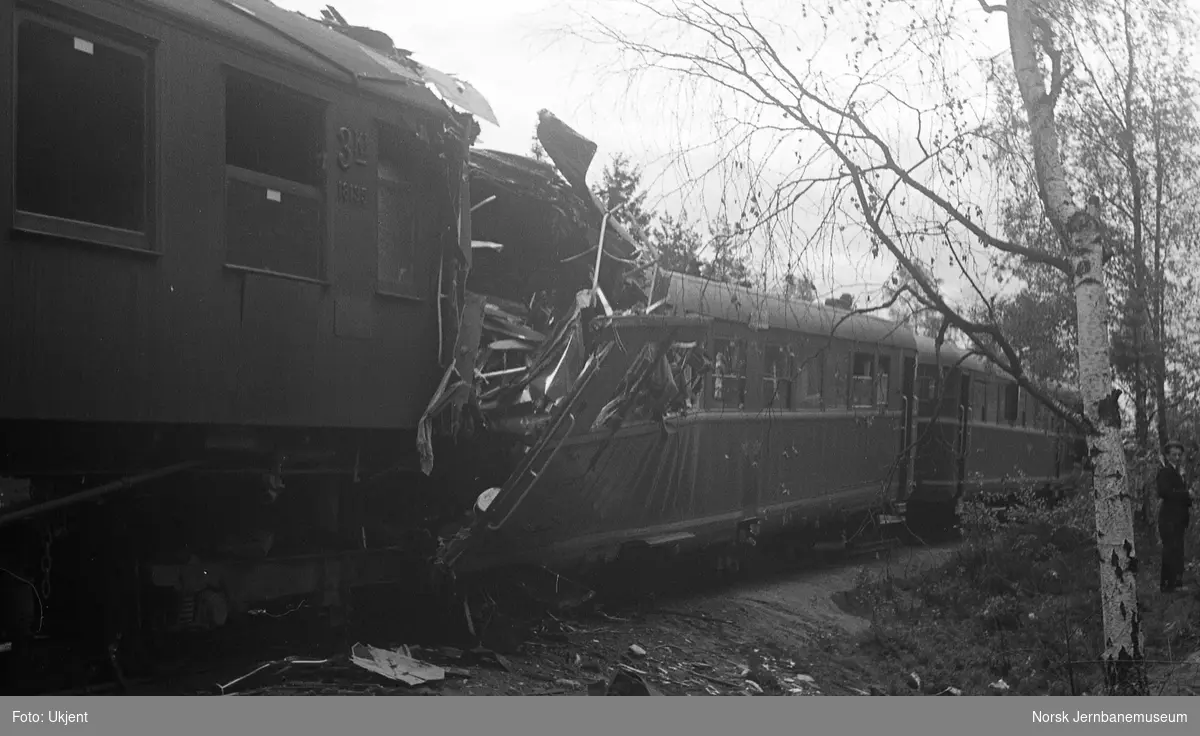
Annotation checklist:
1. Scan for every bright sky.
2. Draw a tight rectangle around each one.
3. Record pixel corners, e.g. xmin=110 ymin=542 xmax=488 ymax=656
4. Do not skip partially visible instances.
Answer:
xmin=274 ymin=0 xmax=1021 ymax=312
xmin=275 ymin=1 xmax=643 ymax=162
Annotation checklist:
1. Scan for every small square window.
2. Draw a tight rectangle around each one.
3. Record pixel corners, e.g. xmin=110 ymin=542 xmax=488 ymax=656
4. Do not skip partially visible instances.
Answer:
xmin=850 ymin=352 xmax=875 ymax=408
xmin=710 ymin=338 xmax=747 ymax=409
xmin=795 ymin=344 xmax=825 ymax=410
xmin=224 ymin=72 xmax=324 ymax=279
xmin=973 ymin=379 xmax=988 ymax=422
xmin=876 ymin=355 xmax=892 ymax=407
xmin=762 ymin=343 xmax=793 ymax=409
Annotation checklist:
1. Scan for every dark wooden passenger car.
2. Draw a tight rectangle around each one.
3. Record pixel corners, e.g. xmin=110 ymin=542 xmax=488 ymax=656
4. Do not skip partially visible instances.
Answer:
xmin=448 ymin=271 xmax=923 ymax=573
xmin=445 ymin=271 xmax=1084 ymax=575
xmin=0 ymin=0 xmax=490 ymax=671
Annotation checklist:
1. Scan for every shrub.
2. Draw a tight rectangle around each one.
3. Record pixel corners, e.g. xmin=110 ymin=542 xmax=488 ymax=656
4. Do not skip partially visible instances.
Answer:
xmin=846 ymin=472 xmax=1195 ymax=695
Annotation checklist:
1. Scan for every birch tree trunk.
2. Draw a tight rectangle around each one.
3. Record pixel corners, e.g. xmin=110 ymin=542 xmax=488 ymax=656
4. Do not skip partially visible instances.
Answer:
xmin=1007 ymin=0 xmax=1146 ymax=693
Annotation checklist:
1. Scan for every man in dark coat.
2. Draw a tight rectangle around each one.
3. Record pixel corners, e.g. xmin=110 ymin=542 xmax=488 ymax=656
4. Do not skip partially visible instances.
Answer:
xmin=1157 ymin=440 xmax=1193 ymax=592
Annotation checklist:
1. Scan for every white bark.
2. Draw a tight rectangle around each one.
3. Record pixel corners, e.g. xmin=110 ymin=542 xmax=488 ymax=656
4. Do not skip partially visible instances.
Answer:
xmin=1007 ymin=0 xmax=1145 ymax=692
xmin=1070 ymin=199 xmax=1146 ymax=688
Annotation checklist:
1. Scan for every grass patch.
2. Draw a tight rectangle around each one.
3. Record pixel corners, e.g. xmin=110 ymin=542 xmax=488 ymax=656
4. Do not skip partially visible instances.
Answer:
xmin=844 ymin=485 xmax=1200 ymax=696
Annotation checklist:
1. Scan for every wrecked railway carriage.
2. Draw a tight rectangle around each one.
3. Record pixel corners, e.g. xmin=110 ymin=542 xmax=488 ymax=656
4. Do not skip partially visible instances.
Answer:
xmin=437 ymin=272 xmax=1085 ymax=580
xmin=0 ymin=0 xmax=503 ymax=685
xmin=0 ymin=0 xmax=652 ymax=688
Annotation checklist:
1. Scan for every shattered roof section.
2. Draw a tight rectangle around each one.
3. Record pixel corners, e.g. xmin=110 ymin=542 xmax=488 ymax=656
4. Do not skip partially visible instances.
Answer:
xmin=467 ymin=112 xmax=648 ymax=308
xmin=142 ymin=0 xmax=494 ymax=123
xmin=418 ymin=65 xmax=498 ymax=127
xmin=537 ymin=111 xmax=649 ymax=265
xmin=535 ymin=112 xmax=598 ymax=194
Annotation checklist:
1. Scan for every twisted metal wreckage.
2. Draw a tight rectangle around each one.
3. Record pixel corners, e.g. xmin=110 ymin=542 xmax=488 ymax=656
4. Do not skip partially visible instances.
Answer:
xmin=420 ymin=112 xmax=714 ymax=581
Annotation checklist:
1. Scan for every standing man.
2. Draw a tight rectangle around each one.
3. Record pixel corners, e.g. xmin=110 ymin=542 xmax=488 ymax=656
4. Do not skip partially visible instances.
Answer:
xmin=1157 ymin=439 xmax=1193 ymax=593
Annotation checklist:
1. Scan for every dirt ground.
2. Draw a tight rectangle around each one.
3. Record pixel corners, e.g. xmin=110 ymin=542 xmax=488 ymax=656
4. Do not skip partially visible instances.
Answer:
xmin=157 ymin=542 xmax=961 ymax=697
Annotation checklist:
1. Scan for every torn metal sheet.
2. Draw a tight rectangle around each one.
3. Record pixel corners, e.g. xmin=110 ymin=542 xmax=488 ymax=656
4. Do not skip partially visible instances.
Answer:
xmin=349 ymin=643 xmax=445 ymax=686
xmin=354 ymin=44 xmax=425 ymax=85
xmin=489 ymin=339 xmax=535 ymax=352
xmin=419 ymin=66 xmax=500 ymax=126
xmin=453 ymin=292 xmax=489 ymax=415
xmin=534 ymin=110 xmax=597 ymax=194
xmin=417 ymin=362 xmax=458 ymax=477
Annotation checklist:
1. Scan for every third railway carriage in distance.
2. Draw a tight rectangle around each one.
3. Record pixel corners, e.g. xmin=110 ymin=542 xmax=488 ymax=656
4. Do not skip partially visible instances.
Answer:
xmin=444 ymin=270 xmax=1085 ymax=574
xmin=906 ymin=336 xmax=1086 ymax=530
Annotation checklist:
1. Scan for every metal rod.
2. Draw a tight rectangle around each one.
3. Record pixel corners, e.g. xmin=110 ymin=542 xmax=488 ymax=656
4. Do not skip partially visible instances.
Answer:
xmin=470 ymin=195 xmax=497 ymax=212
xmin=0 ymin=461 xmax=201 ymax=529
xmin=591 ymin=212 xmax=610 ymax=304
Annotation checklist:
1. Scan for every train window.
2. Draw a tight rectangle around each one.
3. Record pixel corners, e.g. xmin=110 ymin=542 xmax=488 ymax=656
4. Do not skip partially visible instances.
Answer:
xmin=1003 ymin=383 xmax=1021 ymax=424
xmin=915 ymin=371 xmax=935 ymax=400
xmin=795 ymin=347 xmax=825 ymax=410
xmin=13 ymin=15 xmax=151 ymax=249
xmin=850 ymin=352 xmax=874 ymax=408
xmin=972 ymin=379 xmax=987 ymax=422
xmin=1031 ymin=400 xmax=1044 ymax=431
xmin=377 ymin=125 xmax=418 ymax=295
xmin=762 ymin=343 xmax=793 ymax=409
xmin=224 ymin=73 xmax=325 ymax=280
xmin=876 ymin=355 xmax=892 ymax=408
xmin=710 ymin=338 xmax=747 ymax=409
xmin=672 ymin=341 xmax=707 ymax=411
xmin=915 ymin=364 xmax=940 ymax=417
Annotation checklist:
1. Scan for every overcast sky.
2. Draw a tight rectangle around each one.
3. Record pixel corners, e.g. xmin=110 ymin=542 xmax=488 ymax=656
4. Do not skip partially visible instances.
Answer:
xmin=275 ymin=0 xmax=1023 ymax=311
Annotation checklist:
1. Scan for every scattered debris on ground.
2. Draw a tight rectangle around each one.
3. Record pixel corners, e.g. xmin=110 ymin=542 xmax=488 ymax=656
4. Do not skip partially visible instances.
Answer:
xmin=145 ymin=543 xmax=957 ymax=697
xmin=349 ymin=644 xmax=445 ymax=687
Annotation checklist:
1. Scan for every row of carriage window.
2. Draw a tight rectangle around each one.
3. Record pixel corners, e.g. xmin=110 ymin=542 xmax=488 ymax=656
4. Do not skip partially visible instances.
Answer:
xmin=705 ymin=338 xmax=889 ymax=413
xmin=670 ymin=336 xmax=1062 ymax=432
xmin=13 ymin=12 xmax=420 ymax=294
xmin=915 ymin=365 xmax=1063 ymax=431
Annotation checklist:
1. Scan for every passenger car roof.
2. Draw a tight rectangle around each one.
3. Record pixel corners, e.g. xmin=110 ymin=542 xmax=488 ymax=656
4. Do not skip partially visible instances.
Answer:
xmin=137 ymin=0 xmax=494 ymax=123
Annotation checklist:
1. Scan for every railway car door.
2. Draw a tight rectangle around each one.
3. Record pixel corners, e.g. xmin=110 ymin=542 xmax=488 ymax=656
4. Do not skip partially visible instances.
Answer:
xmin=954 ymin=373 xmax=971 ymax=498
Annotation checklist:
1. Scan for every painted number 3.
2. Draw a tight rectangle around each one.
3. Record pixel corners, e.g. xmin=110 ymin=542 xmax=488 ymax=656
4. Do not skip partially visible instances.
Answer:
xmin=337 ymin=127 xmax=369 ymax=170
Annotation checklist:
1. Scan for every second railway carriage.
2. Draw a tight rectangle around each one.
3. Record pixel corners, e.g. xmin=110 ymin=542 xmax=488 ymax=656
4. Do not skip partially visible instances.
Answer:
xmin=444 ymin=271 xmax=1085 ymax=574
xmin=445 ymin=271 xmax=923 ymax=573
